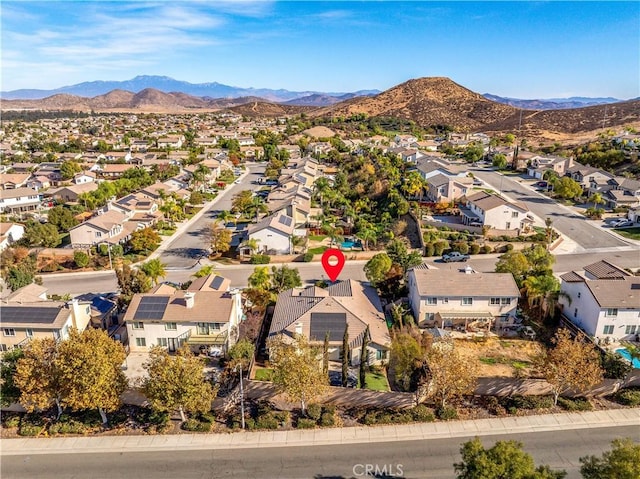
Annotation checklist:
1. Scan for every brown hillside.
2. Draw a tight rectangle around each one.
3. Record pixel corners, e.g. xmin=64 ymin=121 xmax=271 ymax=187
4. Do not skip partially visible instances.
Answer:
xmin=313 ymin=77 xmax=518 ymax=131
xmin=89 ymin=89 xmax=135 ymax=109
xmin=131 ymin=89 xmax=208 ymax=108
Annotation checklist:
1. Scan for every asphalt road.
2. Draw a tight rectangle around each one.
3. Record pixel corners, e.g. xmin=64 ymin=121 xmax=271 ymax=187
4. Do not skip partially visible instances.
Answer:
xmin=3 ymin=425 xmax=637 ymax=479
xmin=39 ymin=249 xmax=640 ymax=296
xmin=160 ymin=164 xmax=266 ymax=268
xmin=474 ymin=170 xmax=629 ymax=250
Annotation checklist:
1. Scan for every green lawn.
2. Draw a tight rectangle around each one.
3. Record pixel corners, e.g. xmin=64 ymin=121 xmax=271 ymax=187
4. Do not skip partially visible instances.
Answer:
xmin=254 ymin=368 xmax=274 ymax=381
xmin=307 ymin=246 xmax=328 ymax=255
xmin=362 ymin=371 xmax=390 ymax=391
xmin=309 ymin=235 xmax=328 ymax=242
xmin=614 ymin=227 xmax=640 ymax=241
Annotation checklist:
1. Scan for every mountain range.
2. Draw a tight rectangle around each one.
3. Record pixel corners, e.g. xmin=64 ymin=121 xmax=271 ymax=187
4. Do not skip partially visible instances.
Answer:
xmin=0 ymin=75 xmax=628 ymax=109
xmin=2 ymin=76 xmax=639 ymax=139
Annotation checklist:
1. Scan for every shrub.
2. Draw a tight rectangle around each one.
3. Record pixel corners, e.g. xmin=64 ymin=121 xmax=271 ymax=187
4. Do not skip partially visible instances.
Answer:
xmin=469 ymin=243 xmax=480 ymax=255
xmin=50 ymin=420 xmax=86 ymax=435
xmin=601 ymin=352 xmax=632 ymax=379
xmin=255 ymin=414 xmax=279 ymax=430
xmin=76 ymin=409 xmax=103 ymax=427
xmin=181 ymin=419 xmax=211 ymax=432
xmin=424 ymin=243 xmax=435 ymax=257
xmin=484 ymin=396 xmax=507 ymax=416
xmin=480 ymin=245 xmax=493 ymax=254
xmin=505 ymin=243 xmax=514 ymax=252
xmin=501 ymin=395 xmax=553 ymax=411
xmin=433 ymin=240 xmax=448 ymax=256
xmin=4 ymin=415 xmax=21 ymax=428
xmin=319 ymin=412 xmax=335 ymax=427
xmin=452 ymin=241 xmax=469 ymax=254
xmin=436 ymin=406 xmax=458 ymax=420
xmin=273 ymin=411 xmax=290 ymax=426
xmin=73 ymin=250 xmax=90 ymax=268
xmin=249 ymin=254 xmax=270 ymax=264
xmin=411 ymin=405 xmax=435 ymax=422
xmin=297 ymin=418 xmax=316 ymax=429
xmin=322 ymin=404 xmax=336 ymax=415
xmin=611 ymin=388 xmax=640 ymax=406
xmin=18 ymin=423 xmax=44 ymax=436
xmin=306 ymin=403 xmax=322 ymax=421
xmin=557 ymin=397 xmax=592 ymax=411
xmin=302 ymin=251 xmax=314 ymax=262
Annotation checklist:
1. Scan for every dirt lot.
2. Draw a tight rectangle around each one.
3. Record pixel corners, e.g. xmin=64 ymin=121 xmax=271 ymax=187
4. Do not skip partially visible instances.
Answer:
xmin=455 ymin=337 xmax=543 ymax=378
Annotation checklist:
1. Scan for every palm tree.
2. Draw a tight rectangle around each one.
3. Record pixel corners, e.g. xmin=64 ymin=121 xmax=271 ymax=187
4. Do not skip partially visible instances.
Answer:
xmin=192 ymin=265 xmax=217 ymax=278
xmin=141 ymin=258 xmax=167 ymax=286
xmin=290 ymin=234 xmax=306 ymax=253
xmin=250 ymin=196 xmax=268 ymax=223
xmin=523 ymin=274 xmax=560 ymax=318
xmin=248 ymin=266 xmax=271 ymax=290
xmin=590 ymin=192 xmax=605 ymax=210
xmin=217 ymin=210 xmax=235 ymax=227
xmin=356 ymin=228 xmax=377 ymax=251
xmin=241 ymin=238 xmax=261 ymax=256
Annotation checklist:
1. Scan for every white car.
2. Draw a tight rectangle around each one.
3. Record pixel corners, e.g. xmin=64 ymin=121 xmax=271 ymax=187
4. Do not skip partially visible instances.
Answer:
xmin=611 ymin=219 xmax=632 ymax=228
xmin=520 ymin=326 xmax=536 ymax=340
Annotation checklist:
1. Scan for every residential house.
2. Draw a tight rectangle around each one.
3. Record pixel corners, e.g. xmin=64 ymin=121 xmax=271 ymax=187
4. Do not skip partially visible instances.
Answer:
xmin=2 ymin=173 xmax=31 ymax=190
xmin=0 ymin=222 xmax=25 ymax=251
xmin=69 ymin=209 xmax=135 ymax=248
xmin=109 ymin=192 xmax=162 ymax=228
xmin=97 ymin=163 xmax=135 ymax=179
xmin=124 ymin=275 xmax=242 ymax=354
xmin=268 ymin=280 xmax=391 ymax=365
xmin=566 ymin=164 xmax=611 ymax=190
xmin=408 ymin=266 xmax=520 ymax=331
xmin=588 ymin=176 xmax=640 ymax=208
xmin=246 ymin=212 xmax=296 ymax=254
xmin=73 ymin=171 xmax=96 ymax=184
xmin=526 ymin=155 xmax=573 ymax=179
xmin=628 ymin=206 xmax=640 ymax=224
xmin=27 ymin=176 xmax=52 ymax=191
xmin=394 ymin=134 xmax=418 ymax=148
xmin=48 ymin=182 xmax=99 ymax=203
xmin=157 ymin=135 xmax=185 ymax=149
xmin=424 ymin=173 xmax=473 ymax=204
xmin=461 ymin=191 xmax=533 ymax=231
xmin=559 ymin=260 xmax=640 ymax=341
xmin=0 ymin=187 xmax=41 ymax=214
xmin=1 ymin=286 xmax=91 ymax=351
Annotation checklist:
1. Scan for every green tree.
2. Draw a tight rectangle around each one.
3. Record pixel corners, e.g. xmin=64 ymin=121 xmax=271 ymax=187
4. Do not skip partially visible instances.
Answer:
xmin=115 ymin=263 xmax=151 ymax=302
xmin=553 ymin=177 xmax=583 ymax=200
xmin=217 ymin=210 xmax=236 ymax=227
xmin=590 ymin=192 xmax=605 ymax=209
xmin=129 ymin=227 xmax=160 ymax=253
xmin=270 ymin=265 xmax=302 ymax=293
xmin=426 ymin=345 xmax=477 ymax=408
xmin=359 ymin=325 xmax=370 ymax=389
xmin=390 ymin=331 xmax=422 ymax=391
xmin=143 ymin=345 xmax=216 ymax=422
xmin=342 ymin=324 xmax=350 ymax=387
xmin=14 ymin=338 xmax=65 ymax=417
xmin=536 ymin=329 xmax=603 ymax=405
xmin=47 ymin=206 xmax=78 ymax=232
xmin=248 ymin=266 xmax=271 ymax=290
xmin=73 ymin=250 xmax=90 ymax=268
xmin=495 ymin=251 xmax=530 ymax=287
xmin=454 ymin=437 xmax=566 ymax=479
xmin=463 ymin=143 xmax=485 ymax=163
xmin=268 ymin=334 xmax=328 ymax=414
xmin=60 ymin=161 xmax=82 ymax=180
xmin=580 ymin=438 xmax=640 ymax=479
xmin=192 ymin=265 xmax=217 ymax=278
xmin=386 ymin=239 xmax=422 ymax=274
xmin=364 ymin=253 xmax=393 ymax=286
xmin=227 ymin=338 xmax=256 ymax=371
xmin=140 ymin=258 xmax=167 ymax=286
xmin=492 ymin=154 xmax=507 ymax=169
xmin=523 ymin=273 xmax=560 ymax=318
xmin=23 ymin=222 xmax=61 ymax=248
xmin=56 ymin=329 xmax=127 ymax=424
xmin=231 ymin=190 xmax=254 ymax=216
xmin=1 ymin=348 xmax=24 ymax=407
xmin=207 ymin=220 xmax=232 ymax=255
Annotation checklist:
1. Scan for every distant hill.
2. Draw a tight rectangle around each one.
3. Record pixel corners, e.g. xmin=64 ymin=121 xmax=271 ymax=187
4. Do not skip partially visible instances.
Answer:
xmin=483 ymin=93 xmax=623 ymax=110
xmin=0 ymin=75 xmax=380 ymax=103
xmin=314 ymin=77 xmax=640 ymax=137
xmin=283 ymin=92 xmax=371 ymax=106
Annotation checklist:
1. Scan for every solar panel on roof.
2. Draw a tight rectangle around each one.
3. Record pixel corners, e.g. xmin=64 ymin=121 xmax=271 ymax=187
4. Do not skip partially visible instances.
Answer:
xmin=309 ymin=312 xmax=346 ymax=341
xmin=278 ymin=216 xmax=293 ymax=227
xmin=210 ymin=276 xmax=225 ymax=290
xmin=134 ymin=296 xmax=170 ymax=320
xmin=631 ymin=284 xmax=640 ymax=290
xmin=1 ymin=306 xmax=62 ymax=324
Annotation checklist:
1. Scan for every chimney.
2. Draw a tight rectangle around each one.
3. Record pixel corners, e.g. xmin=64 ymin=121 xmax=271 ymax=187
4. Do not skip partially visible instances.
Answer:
xmin=184 ymin=292 xmax=195 ymax=309
xmin=295 ymin=322 xmax=303 ymax=336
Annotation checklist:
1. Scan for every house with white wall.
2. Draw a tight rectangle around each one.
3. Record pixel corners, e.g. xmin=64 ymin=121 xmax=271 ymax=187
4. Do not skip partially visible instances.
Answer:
xmin=408 ymin=265 xmax=520 ymax=331
xmin=246 ymin=212 xmax=295 ymax=254
xmin=559 ymin=260 xmax=640 ymax=341
xmin=0 ymin=187 xmax=41 ymax=214
xmin=0 ymin=222 xmax=25 ymax=251
xmin=461 ymin=191 xmax=533 ymax=231
xmin=124 ymin=274 xmax=242 ymax=354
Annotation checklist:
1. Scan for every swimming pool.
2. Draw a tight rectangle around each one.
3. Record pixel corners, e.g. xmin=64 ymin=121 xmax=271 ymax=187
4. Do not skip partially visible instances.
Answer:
xmin=615 ymin=348 xmax=640 ymax=368
xmin=341 ymin=240 xmax=362 ymax=249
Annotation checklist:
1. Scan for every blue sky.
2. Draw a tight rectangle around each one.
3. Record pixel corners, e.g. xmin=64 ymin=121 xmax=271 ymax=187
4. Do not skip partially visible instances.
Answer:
xmin=2 ymin=1 xmax=638 ymax=98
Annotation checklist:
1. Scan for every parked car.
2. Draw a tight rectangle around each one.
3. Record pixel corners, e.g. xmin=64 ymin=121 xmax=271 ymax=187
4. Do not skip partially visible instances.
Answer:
xmin=534 ymin=181 xmax=548 ymax=188
xmin=610 ymin=218 xmax=633 ymax=228
xmin=468 ymin=220 xmax=483 ymax=227
xmin=472 ymin=178 xmax=483 ymax=186
xmin=520 ymin=326 xmax=536 ymax=340
xmin=442 ymin=251 xmax=470 ymax=262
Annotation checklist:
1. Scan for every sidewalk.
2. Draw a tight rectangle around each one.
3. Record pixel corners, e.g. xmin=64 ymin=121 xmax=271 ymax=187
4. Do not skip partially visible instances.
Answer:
xmin=2 ymin=409 xmax=638 ymax=456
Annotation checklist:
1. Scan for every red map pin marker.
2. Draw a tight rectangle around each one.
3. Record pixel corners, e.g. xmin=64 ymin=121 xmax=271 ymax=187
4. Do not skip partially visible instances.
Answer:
xmin=321 ymin=248 xmax=345 ymax=282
